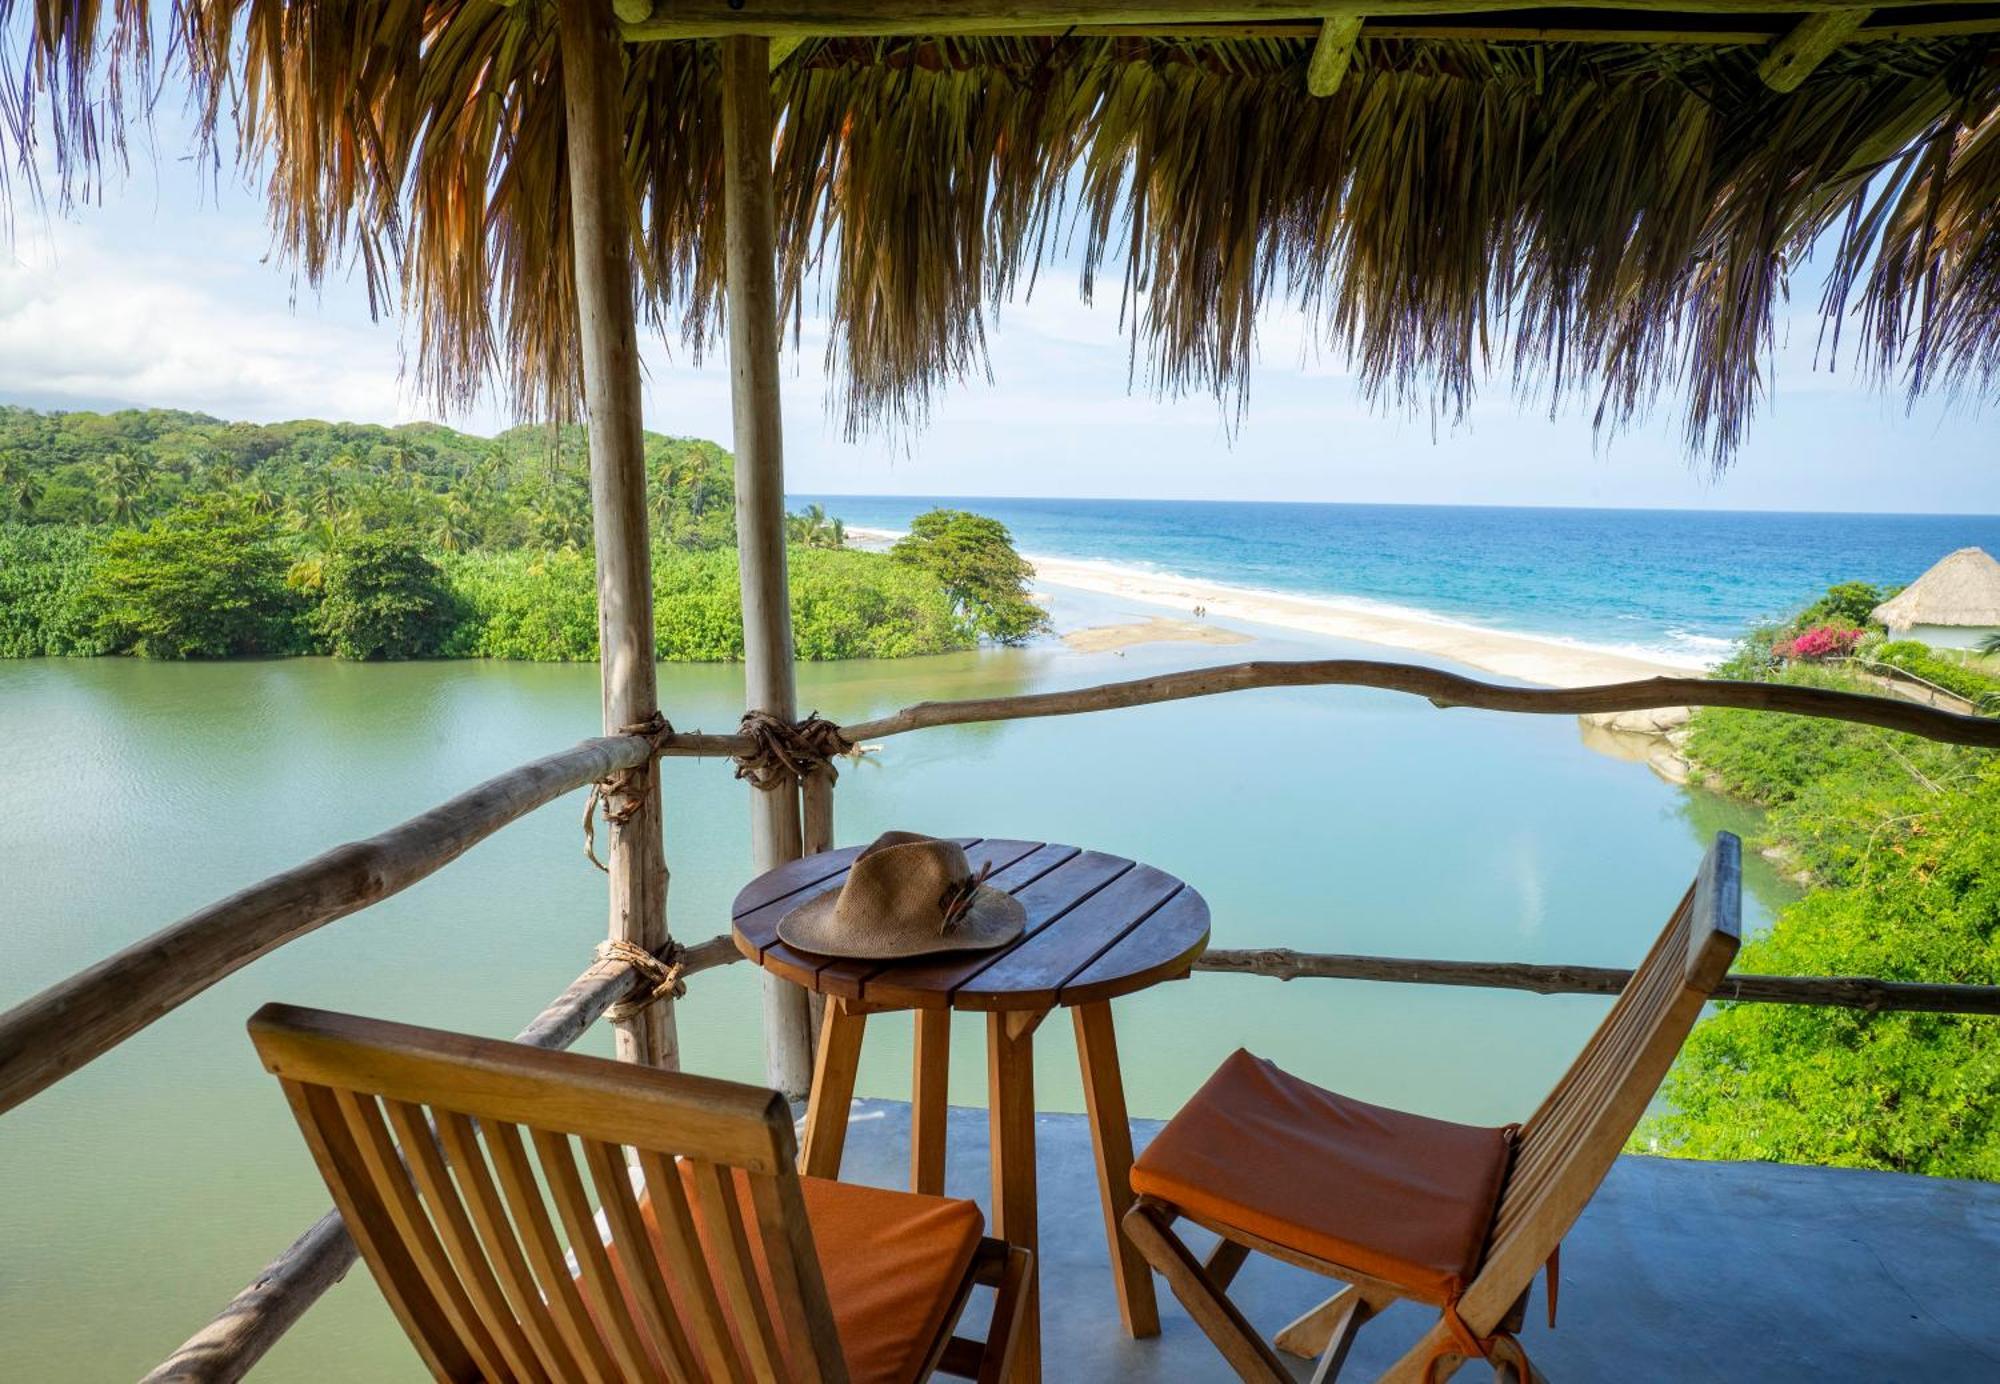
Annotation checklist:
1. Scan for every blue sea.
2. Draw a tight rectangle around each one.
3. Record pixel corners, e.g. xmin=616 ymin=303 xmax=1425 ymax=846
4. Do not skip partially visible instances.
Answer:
xmin=795 ymin=497 xmax=2000 ymax=667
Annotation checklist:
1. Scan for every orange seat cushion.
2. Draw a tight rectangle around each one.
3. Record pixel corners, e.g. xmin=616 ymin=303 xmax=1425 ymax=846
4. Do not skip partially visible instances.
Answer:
xmin=1131 ymin=1049 xmax=1513 ymax=1303
xmin=610 ymin=1171 xmax=984 ymax=1384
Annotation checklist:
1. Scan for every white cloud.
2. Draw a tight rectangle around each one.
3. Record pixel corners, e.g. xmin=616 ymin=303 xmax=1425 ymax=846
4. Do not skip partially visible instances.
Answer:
xmin=0 ymin=220 xmax=452 ymax=424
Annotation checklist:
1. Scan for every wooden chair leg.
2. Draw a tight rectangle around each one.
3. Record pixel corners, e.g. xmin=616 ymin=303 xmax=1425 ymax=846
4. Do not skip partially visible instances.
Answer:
xmin=1071 ymin=1000 xmax=1161 ymax=1337
xmin=1379 ymin=1319 xmax=1470 ymax=1383
xmin=912 ymin=1007 xmax=951 ymax=1194
xmin=987 ymin=1013 xmax=1040 ymax=1384
xmin=1304 ymin=1288 xmax=1384 ymax=1384
xmin=798 ymin=996 xmax=866 ymax=1179
xmin=977 ymin=1242 xmax=1034 ymax=1384
xmin=1120 ymin=1199 xmax=1290 ymax=1383
xmin=1205 ymin=1236 xmax=1252 ymax=1292
xmin=1486 ymin=1336 xmax=1544 ymax=1384
xmin=1276 ymin=1282 xmax=1396 ymax=1359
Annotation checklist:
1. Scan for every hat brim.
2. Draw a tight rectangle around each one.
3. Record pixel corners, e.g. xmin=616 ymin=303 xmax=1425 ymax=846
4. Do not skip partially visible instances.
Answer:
xmin=776 ymin=884 xmax=1027 ymax=960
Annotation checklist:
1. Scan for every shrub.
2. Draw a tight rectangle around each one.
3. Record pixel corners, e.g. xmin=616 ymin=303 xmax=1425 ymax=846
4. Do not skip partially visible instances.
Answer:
xmin=787 ymin=548 xmax=968 ymax=659
xmin=1776 ymin=624 xmax=1862 ymax=661
xmin=1871 ymin=641 xmax=2000 ymax=704
xmin=1799 ymin=580 xmax=1888 ymax=630
xmin=0 ymin=524 xmax=112 ymax=656
xmin=1649 ymin=760 xmax=2000 ymax=1179
xmin=81 ymin=499 xmax=304 ymax=657
xmin=891 ymin=509 xmax=1049 ymax=644
xmin=445 ymin=549 xmax=601 ymax=661
xmin=312 ymin=533 xmax=461 ymax=660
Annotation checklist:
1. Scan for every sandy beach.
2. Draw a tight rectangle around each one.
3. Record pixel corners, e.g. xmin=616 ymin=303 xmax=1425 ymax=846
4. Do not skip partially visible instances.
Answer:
xmin=851 ymin=526 xmax=1691 ymax=687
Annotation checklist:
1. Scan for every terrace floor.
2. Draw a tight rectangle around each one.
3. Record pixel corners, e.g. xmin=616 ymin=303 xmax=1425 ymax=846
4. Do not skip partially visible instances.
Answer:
xmin=830 ymin=1099 xmax=2000 ymax=1382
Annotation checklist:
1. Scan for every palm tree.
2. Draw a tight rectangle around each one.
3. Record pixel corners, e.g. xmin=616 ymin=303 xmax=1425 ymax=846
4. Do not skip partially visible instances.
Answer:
xmin=99 ymin=453 xmax=153 ymax=525
xmin=434 ymin=496 xmax=478 ymax=553
xmin=786 ymin=503 xmax=845 ymax=549
xmin=9 ymin=468 xmax=46 ymax=518
xmin=1979 ymin=632 xmax=2000 ymax=658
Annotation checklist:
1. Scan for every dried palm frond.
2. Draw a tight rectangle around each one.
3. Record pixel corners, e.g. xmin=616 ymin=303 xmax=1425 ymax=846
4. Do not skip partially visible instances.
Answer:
xmin=5 ymin=3 xmax=1998 ymax=466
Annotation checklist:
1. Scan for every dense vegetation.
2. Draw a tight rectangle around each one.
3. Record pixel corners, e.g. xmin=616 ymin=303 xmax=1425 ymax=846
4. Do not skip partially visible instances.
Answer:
xmin=0 ymin=406 xmax=1038 ymax=663
xmin=1649 ymin=583 xmax=2000 ymax=1178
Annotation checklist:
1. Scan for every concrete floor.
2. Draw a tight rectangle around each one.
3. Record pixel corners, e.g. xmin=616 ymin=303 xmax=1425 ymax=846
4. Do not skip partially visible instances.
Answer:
xmin=830 ymin=1099 xmax=2000 ymax=1382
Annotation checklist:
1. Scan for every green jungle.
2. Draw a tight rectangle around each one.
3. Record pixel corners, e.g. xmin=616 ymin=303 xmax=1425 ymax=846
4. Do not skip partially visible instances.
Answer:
xmin=0 ymin=406 xmax=1047 ymax=663
xmin=1649 ymin=585 xmax=2000 ymax=1179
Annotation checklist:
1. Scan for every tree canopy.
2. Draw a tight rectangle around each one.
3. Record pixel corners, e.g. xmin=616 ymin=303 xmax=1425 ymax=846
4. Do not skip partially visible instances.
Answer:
xmin=892 ymin=509 xmax=1049 ymax=645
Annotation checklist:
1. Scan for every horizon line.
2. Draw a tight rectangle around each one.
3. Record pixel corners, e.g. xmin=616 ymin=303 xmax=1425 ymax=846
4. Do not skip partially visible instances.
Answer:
xmin=786 ymin=492 xmax=2000 ymax=522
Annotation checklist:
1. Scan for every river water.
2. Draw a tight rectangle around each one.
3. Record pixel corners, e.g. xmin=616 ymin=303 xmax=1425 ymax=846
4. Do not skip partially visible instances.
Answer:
xmin=0 ymin=593 xmax=1788 ymax=1379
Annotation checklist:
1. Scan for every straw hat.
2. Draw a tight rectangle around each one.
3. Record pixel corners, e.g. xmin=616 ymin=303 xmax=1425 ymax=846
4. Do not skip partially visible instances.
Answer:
xmin=778 ymin=832 xmax=1026 ymax=960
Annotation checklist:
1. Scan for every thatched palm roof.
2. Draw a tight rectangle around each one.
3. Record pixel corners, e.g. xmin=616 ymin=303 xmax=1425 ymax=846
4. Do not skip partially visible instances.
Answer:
xmin=1874 ymin=547 xmax=2000 ymax=630
xmin=6 ymin=2 xmax=2000 ymax=462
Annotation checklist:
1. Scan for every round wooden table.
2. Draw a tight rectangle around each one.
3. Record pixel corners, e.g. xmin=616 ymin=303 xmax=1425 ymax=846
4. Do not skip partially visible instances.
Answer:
xmin=731 ymin=838 xmax=1211 ymax=1384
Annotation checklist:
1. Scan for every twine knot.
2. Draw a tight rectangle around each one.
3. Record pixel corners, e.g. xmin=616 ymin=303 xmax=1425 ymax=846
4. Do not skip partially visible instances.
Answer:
xmin=583 ymin=712 xmax=677 ymax=871
xmin=732 ymin=711 xmax=857 ymax=791
xmin=596 ymin=938 xmax=686 ymax=1022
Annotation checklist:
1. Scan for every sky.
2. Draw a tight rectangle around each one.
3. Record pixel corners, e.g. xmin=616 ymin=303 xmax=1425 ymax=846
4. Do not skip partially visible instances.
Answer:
xmin=1 ymin=102 xmax=1994 ymax=515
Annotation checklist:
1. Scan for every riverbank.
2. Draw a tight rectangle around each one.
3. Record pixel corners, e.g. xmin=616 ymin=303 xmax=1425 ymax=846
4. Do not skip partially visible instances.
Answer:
xmin=852 ymin=525 xmax=1690 ymax=687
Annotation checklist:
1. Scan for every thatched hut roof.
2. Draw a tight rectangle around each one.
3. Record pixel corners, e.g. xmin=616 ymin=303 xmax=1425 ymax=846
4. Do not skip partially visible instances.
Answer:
xmin=7 ymin=3 xmax=2000 ymax=462
xmin=1874 ymin=547 xmax=2000 ymax=630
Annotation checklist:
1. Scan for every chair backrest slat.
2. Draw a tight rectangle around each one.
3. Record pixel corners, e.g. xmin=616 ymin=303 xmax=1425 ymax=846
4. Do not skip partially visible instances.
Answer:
xmin=686 ymin=1158 xmax=790 ymax=1382
xmin=379 ymin=1097 xmax=546 ymax=1382
xmin=1463 ymin=833 xmax=1741 ymax=1331
xmin=532 ymin=1126 xmax=660 ymax=1382
xmin=579 ymin=1137 xmax=702 ymax=1382
xmin=747 ymin=1171 xmax=841 ymax=1384
xmin=482 ymin=1118 xmax=623 ymax=1384
xmin=635 ymin=1148 xmax=754 ymax=1384
xmin=277 ymin=1078 xmax=479 ymax=1381
xmin=434 ymin=1109 xmax=581 ymax=1380
xmin=251 ymin=1004 xmax=851 ymax=1384
xmin=336 ymin=1087 xmax=514 ymax=1380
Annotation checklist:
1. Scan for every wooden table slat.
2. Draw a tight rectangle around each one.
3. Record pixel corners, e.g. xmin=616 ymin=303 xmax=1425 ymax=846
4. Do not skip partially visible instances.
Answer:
xmin=860 ymin=849 xmax=1133 ymax=1010
xmin=730 ymin=843 xmax=868 ymax=921
xmin=953 ymin=864 xmax=1185 ymax=1011
xmin=1058 ymin=885 xmax=1211 ymax=1008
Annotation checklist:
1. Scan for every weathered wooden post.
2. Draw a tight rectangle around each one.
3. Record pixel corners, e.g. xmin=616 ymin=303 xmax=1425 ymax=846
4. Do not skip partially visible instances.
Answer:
xmin=557 ymin=1 xmax=676 ymax=1069
xmin=721 ymin=32 xmax=814 ymax=1097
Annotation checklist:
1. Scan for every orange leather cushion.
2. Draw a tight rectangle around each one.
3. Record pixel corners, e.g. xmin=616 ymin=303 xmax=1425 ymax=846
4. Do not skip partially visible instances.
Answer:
xmin=608 ymin=1170 xmax=984 ymax=1384
xmin=1131 ymin=1049 xmax=1513 ymax=1303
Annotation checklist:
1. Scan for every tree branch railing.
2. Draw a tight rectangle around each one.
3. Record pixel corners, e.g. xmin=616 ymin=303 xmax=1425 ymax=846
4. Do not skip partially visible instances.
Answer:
xmin=655 ymin=660 xmax=2000 ymax=758
xmin=1195 ymin=948 xmax=2000 ymax=1015
xmin=142 ymin=932 xmax=740 ymax=1384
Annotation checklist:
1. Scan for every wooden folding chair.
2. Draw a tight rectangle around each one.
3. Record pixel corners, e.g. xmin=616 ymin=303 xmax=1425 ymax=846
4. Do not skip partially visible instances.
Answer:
xmin=1122 ymin=832 xmax=1742 ymax=1382
xmin=249 ymin=1003 xmax=1032 ymax=1383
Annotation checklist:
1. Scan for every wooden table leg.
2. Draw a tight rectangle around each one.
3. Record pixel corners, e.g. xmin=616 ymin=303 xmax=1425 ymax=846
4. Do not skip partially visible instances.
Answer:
xmin=1072 ymin=999 xmax=1161 ymax=1338
xmin=988 ymin=1011 xmax=1040 ymax=1384
xmin=911 ymin=1008 xmax=950 ymax=1195
xmin=798 ymin=996 xmax=866 ymax=1179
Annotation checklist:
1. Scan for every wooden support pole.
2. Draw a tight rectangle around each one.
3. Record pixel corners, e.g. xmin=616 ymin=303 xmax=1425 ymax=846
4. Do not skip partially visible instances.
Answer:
xmin=1758 ymin=8 xmax=1870 ymax=91
xmin=722 ymin=32 xmax=814 ymax=1100
xmin=1306 ymin=15 xmax=1363 ymax=95
xmin=801 ymin=770 xmax=836 ymax=856
xmin=558 ymin=0 xmax=674 ymax=1071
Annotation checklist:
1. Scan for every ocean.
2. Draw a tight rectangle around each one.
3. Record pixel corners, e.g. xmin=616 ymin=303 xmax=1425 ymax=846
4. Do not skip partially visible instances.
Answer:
xmin=797 ymin=498 xmax=2000 ymax=667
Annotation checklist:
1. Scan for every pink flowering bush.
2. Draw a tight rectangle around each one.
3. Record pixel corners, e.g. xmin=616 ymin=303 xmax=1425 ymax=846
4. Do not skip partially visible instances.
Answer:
xmin=1776 ymin=625 xmax=1862 ymax=661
